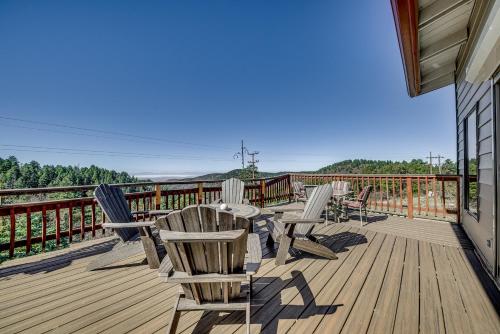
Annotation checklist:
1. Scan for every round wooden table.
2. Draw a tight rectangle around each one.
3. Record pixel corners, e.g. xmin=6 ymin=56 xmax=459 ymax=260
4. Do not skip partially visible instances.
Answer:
xmin=210 ymin=203 xmax=261 ymax=232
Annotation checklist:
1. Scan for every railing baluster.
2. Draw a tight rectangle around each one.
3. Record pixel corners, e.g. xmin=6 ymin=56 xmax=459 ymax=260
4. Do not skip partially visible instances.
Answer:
xmin=399 ymin=177 xmax=403 ymax=213
xmin=80 ymin=203 xmax=85 ymax=240
xmin=417 ymin=176 xmax=421 ymax=215
xmin=406 ymin=177 xmax=414 ymax=219
xmin=26 ymin=208 xmax=31 ymax=254
xmin=42 ymin=206 xmax=47 ymax=251
xmin=425 ymin=176 xmax=429 ymax=216
xmin=9 ymin=208 xmax=15 ymax=257
xmin=433 ymin=177 xmax=438 ymax=216
xmin=68 ymin=204 xmax=73 ymax=243
xmin=379 ymin=177 xmax=383 ymax=209
xmin=441 ymin=178 xmax=446 ymax=218
xmin=56 ymin=204 xmax=61 ymax=245
xmin=91 ymin=202 xmax=96 ymax=237
xmin=385 ymin=176 xmax=389 ymax=211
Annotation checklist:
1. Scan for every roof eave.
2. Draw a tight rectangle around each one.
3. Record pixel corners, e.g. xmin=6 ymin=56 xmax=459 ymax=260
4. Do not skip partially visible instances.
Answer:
xmin=391 ymin=0 xmax=421 ymax=97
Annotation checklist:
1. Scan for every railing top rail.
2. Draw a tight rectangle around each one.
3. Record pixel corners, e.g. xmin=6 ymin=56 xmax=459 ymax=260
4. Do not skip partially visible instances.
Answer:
xmin=0 ymin=174 xmax=288 ymax=196
xmin=290 ymin=172 xmax=460 ymax=179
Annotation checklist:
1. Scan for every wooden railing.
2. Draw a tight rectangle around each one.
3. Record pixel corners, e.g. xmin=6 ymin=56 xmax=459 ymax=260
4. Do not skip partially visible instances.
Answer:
xmin=290 ymin=173 xmax=460 ymax=223
xmin=0 ymin=173 xmax=460 ymax=259
xmin=0 ymin=175 xmax=291 ymax=258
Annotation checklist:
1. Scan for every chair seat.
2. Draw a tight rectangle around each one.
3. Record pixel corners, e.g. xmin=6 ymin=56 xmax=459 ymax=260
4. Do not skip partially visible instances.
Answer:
xmin=343 ymin=200 xmax=362 ymax=208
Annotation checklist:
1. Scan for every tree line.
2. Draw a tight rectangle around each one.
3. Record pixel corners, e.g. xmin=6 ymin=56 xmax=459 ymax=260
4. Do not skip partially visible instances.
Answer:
xmin=317 ymin=159 xmax=457 ymax=175
xmin=0 ymin=156 xmax=138 ymax=190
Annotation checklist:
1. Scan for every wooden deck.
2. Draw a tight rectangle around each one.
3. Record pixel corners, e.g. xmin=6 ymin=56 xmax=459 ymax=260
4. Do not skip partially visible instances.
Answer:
xmin=0 ymin=215 xmax=499 ymax=334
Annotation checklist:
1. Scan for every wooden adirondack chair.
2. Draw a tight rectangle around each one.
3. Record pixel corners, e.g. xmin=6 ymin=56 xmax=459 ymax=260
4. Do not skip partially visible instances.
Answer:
xmin=213 ymin=178 xmax=249 ymax=204
xmin=265 ymin=184 xmax=337 ymax=265
xmin=343 ymin=185 xmax=373 ymax=226
xmin=86 ymin=184 xmax=171 ymax=271
xmin=156 ymin=205 xmax=262 ymax=334
xmin=292 ymin=181 xmax=308 ymax=202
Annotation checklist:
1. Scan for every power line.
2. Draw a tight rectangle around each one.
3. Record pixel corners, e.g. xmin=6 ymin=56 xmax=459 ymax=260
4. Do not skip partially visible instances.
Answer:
xmin=0 ymin=115 xmax=235 ymax=151
xmin=0 ymin=116 xmax=340 ymax=159
xmin=0 ymin=144 xmax=234 ymax=162
xmin=0 ymin=144 xmax=333 ymax=163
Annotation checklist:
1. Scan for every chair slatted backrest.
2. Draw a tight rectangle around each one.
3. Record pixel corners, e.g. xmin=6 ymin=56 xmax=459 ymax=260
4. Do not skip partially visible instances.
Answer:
xmin=94 ymin=184 xmax=137 ymax=241
xmin=292 ymin=181 xmax=304 ymax=196
xmin=358 ymin=185 xmax=373 ymax=204
xmin=294 ymin=184 xmax=333 ymax=237
xmin=158 ymin=205 xmax=250 ymax=304
xmin=221 ymin=178 xmax=245 ymax=204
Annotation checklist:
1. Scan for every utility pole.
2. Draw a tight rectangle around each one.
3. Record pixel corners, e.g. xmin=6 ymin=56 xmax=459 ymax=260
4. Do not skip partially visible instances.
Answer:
xmin=247 ymin=151 xmax=260 ymax=178
xmin=425 ymin=152 xmax=433 ymax=174
xmin=436 ymin=155 xmax=444 ymax=174
xmin=425 ymin=152 xmax=445 ymax=174
xmin=233 ymin=140 xmax=248 ymax=169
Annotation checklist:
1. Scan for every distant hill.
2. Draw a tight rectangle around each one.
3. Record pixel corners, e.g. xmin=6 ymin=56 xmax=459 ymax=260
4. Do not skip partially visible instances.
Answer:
xmin=317 ymin=159 xmax=456 ymax=175
xmin=175 ymin=169 xmax=287 ymax=182
xmin=0 ymin=156 xmax=457 ymax=191
xmin=178 ymin=159 xmax=457 ymax=182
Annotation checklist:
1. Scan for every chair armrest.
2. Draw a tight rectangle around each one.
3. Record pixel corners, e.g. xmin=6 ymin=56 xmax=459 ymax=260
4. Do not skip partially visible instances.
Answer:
xmin=147 ymin=209 xmax=173 ymax=216
xmin=245 ymin=233 xmax=262 ymax=276
xmin=131 ymin=209 xmax=172 ymax=216
xmin=268 ymin=207 xmax=304 ymax=213
xmin=160 ymin=229 xmax=246 ymax=243
xmin=242 ymin=198 xmax=250 ymax=205
xmin=279 ymin=218 xmax=325 ymax=225
xmin=158 ymin=255 xmax=174 ymax=277
xmin=211 ymin=198 xmax=222 ymax=204
xmin=131 ymin=210 xmax=149 ymax=215
xmin=103 ymin=221 xmax=156 ymax=229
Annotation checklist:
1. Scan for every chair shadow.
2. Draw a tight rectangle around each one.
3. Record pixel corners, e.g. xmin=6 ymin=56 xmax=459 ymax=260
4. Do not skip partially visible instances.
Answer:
xmin=346 ymin=212 xmax=388 ymax=224
xmin=0 ymin=238 xmax=118 ymax=279
xmin=262 ymin=229 xmax=367 ymax=265
xmin=192 ymin=270 xmax=342 ymax=333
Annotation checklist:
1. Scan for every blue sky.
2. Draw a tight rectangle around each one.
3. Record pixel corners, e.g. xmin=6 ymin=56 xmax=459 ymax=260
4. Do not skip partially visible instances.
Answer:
xmin=0 ymin=0 xmax=456 ymax=176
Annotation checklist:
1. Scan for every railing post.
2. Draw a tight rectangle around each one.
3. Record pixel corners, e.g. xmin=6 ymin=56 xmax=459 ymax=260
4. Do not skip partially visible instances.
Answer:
xmin=288 ymin=174 xmax=293 ymax=203
xmin=406 ymin=177 xmax=414 ymax=219
xmin=197 ymin=182 xmax=203 ymax=204
xmin=155 ymin=184 xmax=161 ymax=210
xmin=260 ymin=179 xmax=266 ymax=208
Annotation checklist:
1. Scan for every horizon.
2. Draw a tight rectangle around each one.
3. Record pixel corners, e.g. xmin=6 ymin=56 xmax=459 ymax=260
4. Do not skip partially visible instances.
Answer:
xmin=0 ymin=1 xmax=456 ymax=175
xmin=2 ymin=155 xmax=455 ymax=179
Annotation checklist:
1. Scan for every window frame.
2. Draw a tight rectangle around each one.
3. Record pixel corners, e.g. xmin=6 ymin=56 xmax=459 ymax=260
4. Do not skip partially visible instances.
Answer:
xmin=464 ymin=103 xmax=479 ymax=220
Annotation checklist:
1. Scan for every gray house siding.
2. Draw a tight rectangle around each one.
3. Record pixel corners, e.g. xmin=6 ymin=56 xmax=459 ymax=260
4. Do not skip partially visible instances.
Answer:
xmin=456 ymin=69 xmax=496 ymax=273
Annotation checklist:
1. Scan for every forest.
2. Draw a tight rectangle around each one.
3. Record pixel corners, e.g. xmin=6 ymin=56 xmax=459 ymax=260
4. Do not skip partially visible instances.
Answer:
xmin=0 ymin=156 xmax=138 ymax=190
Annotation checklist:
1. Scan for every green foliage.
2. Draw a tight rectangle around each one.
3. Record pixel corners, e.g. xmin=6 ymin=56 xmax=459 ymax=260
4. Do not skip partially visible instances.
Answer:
xmin=0 ymin=156 xmax=141 ymax=261
xmin=0 ymin=156 xmax=139 ymax=190
xmin=317 ymin=159 xmax=457 ymax=175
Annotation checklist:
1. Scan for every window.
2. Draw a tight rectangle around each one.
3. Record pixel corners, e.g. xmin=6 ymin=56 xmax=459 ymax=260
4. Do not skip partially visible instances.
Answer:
xmin=464 ymin=107 xmax=478 ymax=218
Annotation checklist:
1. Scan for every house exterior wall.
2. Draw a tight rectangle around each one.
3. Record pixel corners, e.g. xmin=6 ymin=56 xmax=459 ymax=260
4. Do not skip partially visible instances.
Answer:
xmin=455 ymin=0 xmax=498 ymax=278
xmin=456 ymin=71 xmax=496 ymax=274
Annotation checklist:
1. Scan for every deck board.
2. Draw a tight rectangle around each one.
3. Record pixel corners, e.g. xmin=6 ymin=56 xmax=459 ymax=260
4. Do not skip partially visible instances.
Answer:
xmin=0 ymin=214 xmax=498 ymax=334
